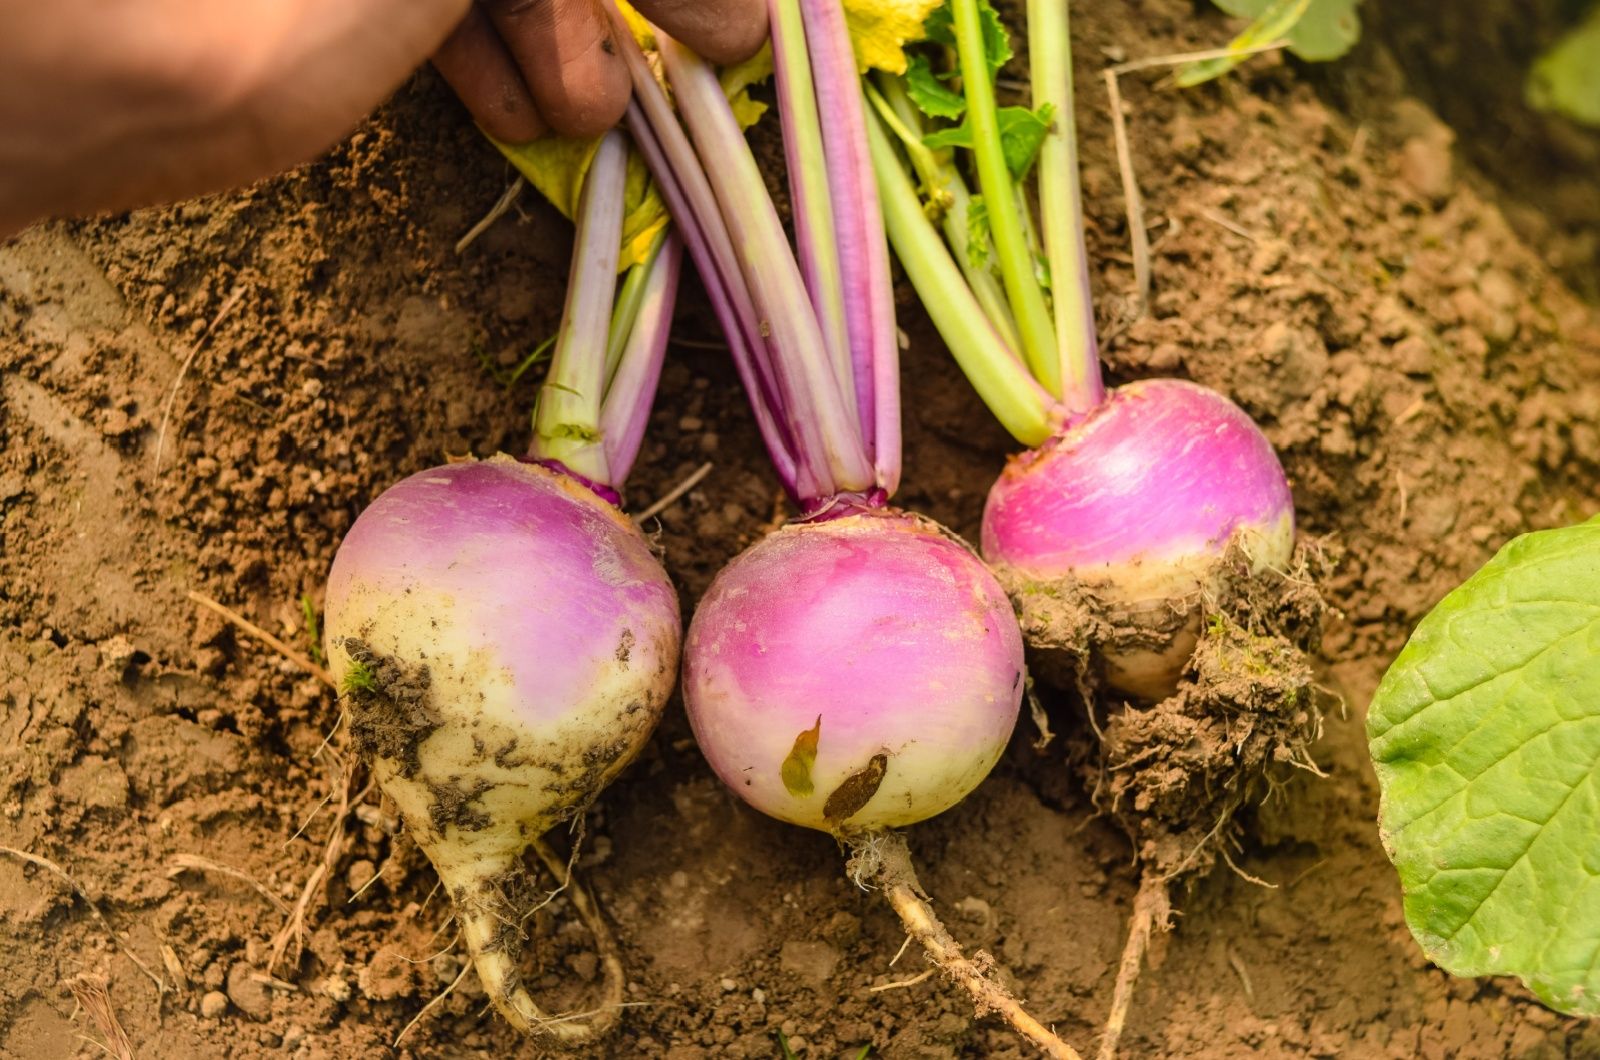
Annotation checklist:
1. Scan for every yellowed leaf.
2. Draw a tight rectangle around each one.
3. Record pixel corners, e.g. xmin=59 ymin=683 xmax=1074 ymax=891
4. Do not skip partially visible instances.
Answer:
xmin=844 ymin=0 xmax=945 ymax=74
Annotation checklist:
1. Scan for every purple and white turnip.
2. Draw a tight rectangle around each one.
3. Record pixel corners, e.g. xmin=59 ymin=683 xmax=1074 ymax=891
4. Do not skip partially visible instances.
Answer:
xmin=617 ymin=3 xmax=1079 ymax=1054
xmin=323 ymin=133 xmax=682 ymax=1043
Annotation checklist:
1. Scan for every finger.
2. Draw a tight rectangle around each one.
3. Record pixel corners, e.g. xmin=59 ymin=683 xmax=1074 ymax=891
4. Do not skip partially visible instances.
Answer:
xmin=483 ymin=0 xmax=629 ymax=140
xmin=432 ymin=7 xmax=547 ymax=143
xmin=633 ymin=0 xmax=769 ymax=66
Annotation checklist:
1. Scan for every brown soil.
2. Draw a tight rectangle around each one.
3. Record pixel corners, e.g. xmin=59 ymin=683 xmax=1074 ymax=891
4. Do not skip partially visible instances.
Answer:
xmin=3 ymin=1 xmax=1599 ymax=1057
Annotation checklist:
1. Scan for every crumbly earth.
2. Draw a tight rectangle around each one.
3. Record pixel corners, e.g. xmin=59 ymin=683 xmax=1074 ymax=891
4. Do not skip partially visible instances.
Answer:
xmin=1066 ymin=542 xmax=1333 ymax=882
xmin=3 ymin=1 xmax=1600 ymax=1057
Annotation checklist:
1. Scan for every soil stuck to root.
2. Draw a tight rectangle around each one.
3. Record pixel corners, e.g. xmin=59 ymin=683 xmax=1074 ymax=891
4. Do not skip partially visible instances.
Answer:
xmin=1083 ymin=541 xmax=1333 ymax=882
xmin=4 ymin=0 xmax=1600 ymax=1055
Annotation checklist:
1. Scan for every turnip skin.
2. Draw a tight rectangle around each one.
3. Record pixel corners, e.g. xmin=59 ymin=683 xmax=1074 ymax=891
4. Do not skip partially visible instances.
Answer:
xmin=323 ymin=455 xmax=678 ymax=1038
xmin=982 ymin=379 xmax=1295 ymax=700
xmin=683 ymin=509 xmax=1023 ymax=835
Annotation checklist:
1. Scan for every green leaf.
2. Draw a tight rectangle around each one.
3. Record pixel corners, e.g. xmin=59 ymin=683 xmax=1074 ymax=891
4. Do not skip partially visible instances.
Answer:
xmin=842 ymin=0 xmax=947 ymax=74
xmin=925 ymin=0 xmax=1011 ymax=78
xmin=1368 ymin=515 xmax=1600 ymax=1016
xmin=1178 ymin=0 xmax=1360 ymax=87
xmin=341 ymin=660 xmax=378 ymax=695
xmin=300 ymin=593 xmax=324 ymax=668
xmin=1527 ymin=6 xmax=1600 ymax=127
xmin=906 ymin=54 xmax=967 ymax=119
xmin=780 ymin=716 xmax=822 ymax=797
xmin=1282 ymin=0 xmax=1361 ymax=61
xmin=922 ymin=103 xmax=1056 ymax=180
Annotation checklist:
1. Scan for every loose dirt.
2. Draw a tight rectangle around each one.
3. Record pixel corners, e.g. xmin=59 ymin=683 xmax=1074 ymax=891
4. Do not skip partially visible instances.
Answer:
xmin=3 ymin=0 xmax=1598 ymax=1057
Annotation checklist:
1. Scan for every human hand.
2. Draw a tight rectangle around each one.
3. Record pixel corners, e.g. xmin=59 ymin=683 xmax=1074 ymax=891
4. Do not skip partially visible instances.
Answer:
xmin=0 ymin=0 xmax=768 ymax=240
xmin=0 ymin=0 xmax=474 ymax=239
xmin=432 ymin=0 xmax=769 ymax=143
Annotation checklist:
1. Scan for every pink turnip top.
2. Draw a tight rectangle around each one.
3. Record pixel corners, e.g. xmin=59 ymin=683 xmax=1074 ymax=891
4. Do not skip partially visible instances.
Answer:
xmin=683 ymin=510 xmax=1023 ymax=833
xmin=325 ymin=458 xmax=678 ymax=727
xmin=981 ymin=379 xmax=1294 ymax=573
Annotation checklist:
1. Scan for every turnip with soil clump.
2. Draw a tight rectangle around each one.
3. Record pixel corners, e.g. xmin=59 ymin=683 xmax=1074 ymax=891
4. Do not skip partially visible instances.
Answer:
xmin=323 ymin=133 xmax=684 ymax=1044
xmin=865 ymin=0 xmax=1328 ymax=1054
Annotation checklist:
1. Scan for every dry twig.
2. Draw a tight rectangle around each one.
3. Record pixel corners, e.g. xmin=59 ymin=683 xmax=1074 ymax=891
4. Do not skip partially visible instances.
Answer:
xmin=167 ymin=853 xmax=291 ymax=917
xmin=633 ymin=461 xmax=713 ymax=524
xmin=153 ymin=285 xmax=248 ymax=472
xmin=456 ymin=177 xmax=526 ymax=255
xmin=67 ymin=974 xmax=135 ymax=1060
xmin=269 ymin=762 xmax=366 ymax=972
xmin=186 ymin=589 xmax=334 ymax=688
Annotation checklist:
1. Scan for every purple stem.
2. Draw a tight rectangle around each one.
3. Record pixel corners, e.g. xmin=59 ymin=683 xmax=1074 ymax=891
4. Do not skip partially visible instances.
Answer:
xmin=800 ymin=0 xmax=901 ymax=493
xmin=608 ymin=15 xmax=804 ymax=494
xmin=769 ymin=0 xmax=856 ymax=435
xmin=622 ymin=101 xmax=801 ymax=491
xmin=657 ymin=32 xmax=875 ymax=502
xmin=600 ymin=235 xmax=683 ymax=485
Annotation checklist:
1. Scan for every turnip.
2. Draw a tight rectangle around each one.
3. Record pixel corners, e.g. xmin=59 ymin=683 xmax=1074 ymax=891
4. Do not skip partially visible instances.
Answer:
xmin=615 ymin=4 xmax=1081 ymax=1055
xmin=323 ymin=132 xmax=683 ymax=1043
xmin=867 ymin=1 xmax=1326 ymax=1054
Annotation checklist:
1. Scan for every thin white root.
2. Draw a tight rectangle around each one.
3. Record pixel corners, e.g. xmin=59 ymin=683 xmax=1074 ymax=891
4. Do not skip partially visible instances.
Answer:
xmin=1097 ymin=875 xmax=1171 ymax=1060
xmin=867 ymin=833 xmax=1083 ymax=1060
xmin=453 ymin=840 xmax=626 ymax=1043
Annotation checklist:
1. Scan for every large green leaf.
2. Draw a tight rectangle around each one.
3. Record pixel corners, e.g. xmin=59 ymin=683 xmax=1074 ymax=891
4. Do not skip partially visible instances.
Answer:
xmin=1369 ymin=515 xmax=1600 ymax=1016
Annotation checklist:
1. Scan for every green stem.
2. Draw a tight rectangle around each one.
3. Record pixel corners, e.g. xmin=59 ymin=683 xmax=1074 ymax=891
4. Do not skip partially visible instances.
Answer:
xmin=531 ymin=131 xmax=628 ymax=484
xmin=1029 ymin=0 xmax=1103 ymax=412
xmin=952 ymin=0 xmax=1060 ymax=397
xmin=868 ymin=112 xmax=1054 ymax=446
xmin=867 ymin=78 xmax=1022 ymax=355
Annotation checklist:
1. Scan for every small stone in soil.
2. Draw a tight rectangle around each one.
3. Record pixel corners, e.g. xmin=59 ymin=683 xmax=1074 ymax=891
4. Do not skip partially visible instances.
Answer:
xmin=227 ymin=962 xmax=272 ymax=1020
xmin=199 ymin=991 xmax=229 ymax=1019
xmin=345 ymin=859 xmax=376 ymax=893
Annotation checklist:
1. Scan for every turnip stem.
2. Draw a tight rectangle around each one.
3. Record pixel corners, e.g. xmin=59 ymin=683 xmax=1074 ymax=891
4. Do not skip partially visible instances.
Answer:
xmin=531 ymin=131 xmax=627 ymax=485
xmin=796 ymin=0 xmax=901 ymax=492
xmin=455 ymin=856 xmax=625 ymax=1045
xmin=612 ymin=33 xmax=802 ymax=491
xmin=952 ymin=0 xmax=1061 ymax=397
xmin=1029 ymin=0 xmax=1104 ymax=413
xmin=770 ymin=0 xmax=857 ymax=427
xmin=604 ymin=226 xmax=670 ymax=387
xmin=600 ymin=235 xmax=683 ymax=485
xmin=868 ymin=77 xmax=1023 ymax=357
xmin=865 ymin=832 xmax=1083 ymax=1059
xmin=868 ymin=113 xmax=1055 ymax=446
xmin=659 ymin=33 xmax=875 ymax=503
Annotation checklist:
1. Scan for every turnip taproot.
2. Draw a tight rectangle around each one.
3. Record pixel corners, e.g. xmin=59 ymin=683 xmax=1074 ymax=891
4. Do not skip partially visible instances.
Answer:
xmin=324 ymin=133 xmax=682 ymax=1043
